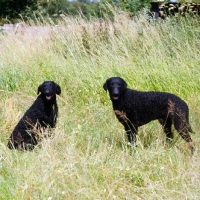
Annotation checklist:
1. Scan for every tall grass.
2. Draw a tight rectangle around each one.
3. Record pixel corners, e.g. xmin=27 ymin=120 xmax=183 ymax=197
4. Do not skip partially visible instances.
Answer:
xmin=0 ymin=10 xmax=199 ymax=199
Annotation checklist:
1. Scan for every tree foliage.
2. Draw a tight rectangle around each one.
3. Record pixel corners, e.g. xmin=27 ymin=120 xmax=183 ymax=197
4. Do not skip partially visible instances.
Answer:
xmin=0 ymin=0 xmax=36 ymax=18
xmin=0 ymin=0 xmax=152 ymax=23
xmin=116 ymin=0 xmax=151 ymax=15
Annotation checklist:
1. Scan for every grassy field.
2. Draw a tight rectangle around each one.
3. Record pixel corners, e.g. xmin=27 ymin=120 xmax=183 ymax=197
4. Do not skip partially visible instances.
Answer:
xmin=0 ymin=11 xmax=200 ymax=199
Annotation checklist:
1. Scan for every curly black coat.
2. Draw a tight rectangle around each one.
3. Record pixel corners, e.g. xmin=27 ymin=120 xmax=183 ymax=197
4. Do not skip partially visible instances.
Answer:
xmin=103 ymin=77 xmax=194 ymax=151
xmin=7 ymin=81 xmax=61 ymax=150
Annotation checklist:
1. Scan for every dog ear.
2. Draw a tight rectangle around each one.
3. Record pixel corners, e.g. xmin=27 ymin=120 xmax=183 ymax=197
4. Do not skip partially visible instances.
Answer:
xmin=56 ymin=84 xmax=61 ymax=95
xmin=103 ymin=81 xmax=108 ymax=92
xmin=37 ymin=84 xmax=42 ymax=95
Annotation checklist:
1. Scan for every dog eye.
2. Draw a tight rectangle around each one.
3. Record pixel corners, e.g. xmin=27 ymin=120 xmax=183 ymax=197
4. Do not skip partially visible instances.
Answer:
xmin=117 ymin=83 xmax=122 ymax=87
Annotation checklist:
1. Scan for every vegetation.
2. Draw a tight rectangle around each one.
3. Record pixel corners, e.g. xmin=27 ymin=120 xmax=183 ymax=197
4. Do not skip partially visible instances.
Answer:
xmin=0 ymin=0 xmax=153 ymax=24
xmin=1 ymin=0 xmax=200 ymax=24
xmin=0 ymin=9 xmax=200 ymax=199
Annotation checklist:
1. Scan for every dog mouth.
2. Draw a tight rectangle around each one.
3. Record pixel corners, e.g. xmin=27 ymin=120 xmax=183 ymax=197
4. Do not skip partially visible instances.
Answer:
xmin=112 ymin=94 xmax=119 ymax=100
xmin=46 ymin=95 xmax=52 ymax=100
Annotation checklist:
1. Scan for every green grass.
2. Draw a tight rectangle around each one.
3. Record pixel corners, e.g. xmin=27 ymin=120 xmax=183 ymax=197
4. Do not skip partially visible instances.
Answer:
xmin=0 ymin=10 xmax=200 ymax=199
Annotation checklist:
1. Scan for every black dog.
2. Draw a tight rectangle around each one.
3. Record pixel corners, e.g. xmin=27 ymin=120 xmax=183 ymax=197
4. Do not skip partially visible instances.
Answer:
xmin=7 ymin=81 xmax=61 ymax=150
xmin=103 ymin=77 xmax=194 ymax=152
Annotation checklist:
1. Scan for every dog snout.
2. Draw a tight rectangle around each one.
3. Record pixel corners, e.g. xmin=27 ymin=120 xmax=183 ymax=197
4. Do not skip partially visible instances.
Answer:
xmin=113 ymin=88 xmax=119 ymax=95
xmin=44 ymin=89 xmax=51 ymax=95
xmin=112 ymin=88 xmax=120 ymax=100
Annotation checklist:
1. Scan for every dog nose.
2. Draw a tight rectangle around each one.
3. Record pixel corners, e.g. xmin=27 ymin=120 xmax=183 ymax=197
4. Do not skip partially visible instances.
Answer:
xmin=113 ymin=88 xmax=119 ymax=95
xmin=45 ymin=89 xmax=50 ymax=95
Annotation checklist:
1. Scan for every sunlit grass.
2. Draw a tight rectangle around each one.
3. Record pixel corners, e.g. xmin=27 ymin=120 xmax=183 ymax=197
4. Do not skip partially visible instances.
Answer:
xmin=0 ymin=9 xmax=199 ymax=199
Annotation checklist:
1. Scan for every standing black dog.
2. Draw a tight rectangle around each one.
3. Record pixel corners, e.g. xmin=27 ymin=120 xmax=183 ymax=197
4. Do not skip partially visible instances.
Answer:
xmin=103 ymin=77 xmax=194 ymax=152
xmin=7 ymin=81 xmax=61 ymax=150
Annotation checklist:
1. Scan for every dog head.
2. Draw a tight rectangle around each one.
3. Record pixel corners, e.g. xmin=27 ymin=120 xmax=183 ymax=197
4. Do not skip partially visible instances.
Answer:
xmin=103 ymin=77 xmax=127 ymax=101
xmin=37 ymin=81 xmax=61 ymax=101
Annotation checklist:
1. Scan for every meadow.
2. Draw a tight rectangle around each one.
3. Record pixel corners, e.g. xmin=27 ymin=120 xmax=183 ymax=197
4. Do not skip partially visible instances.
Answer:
xmin=0 ymin=10 xmax=200 ymax=199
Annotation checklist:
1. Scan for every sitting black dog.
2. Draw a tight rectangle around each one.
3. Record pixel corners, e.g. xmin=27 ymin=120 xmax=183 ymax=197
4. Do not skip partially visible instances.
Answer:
xmin=103 ymin=77 xmax=194 ymax=152
xmin=7 ymin=81 xmax=61 ymax=150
